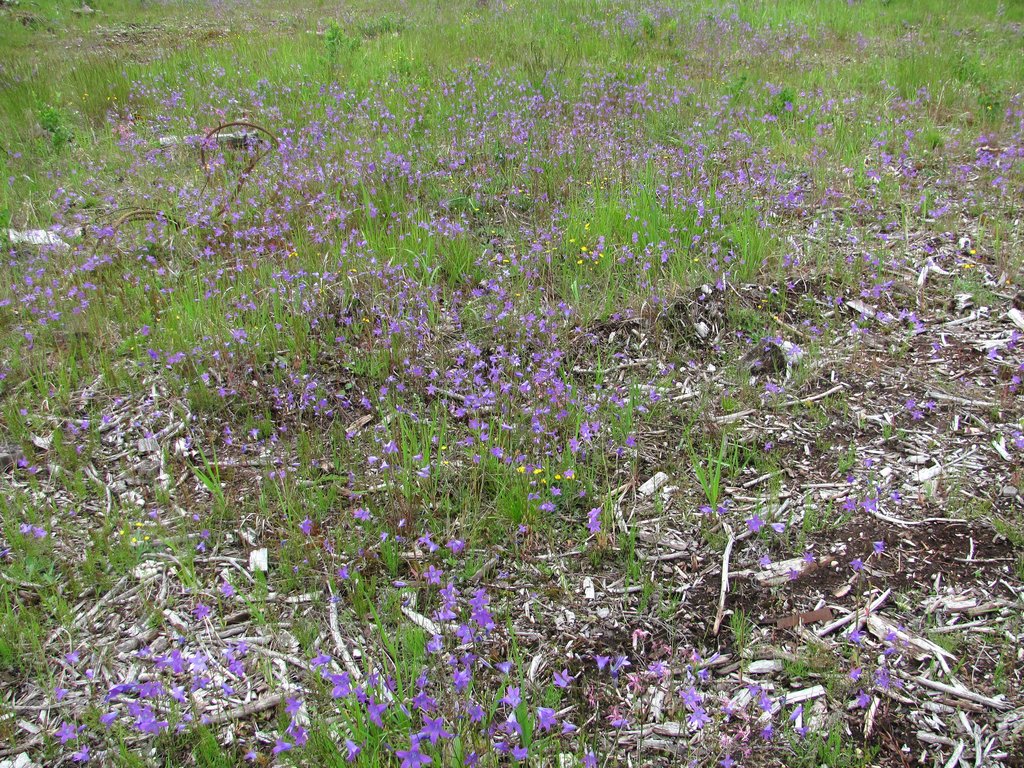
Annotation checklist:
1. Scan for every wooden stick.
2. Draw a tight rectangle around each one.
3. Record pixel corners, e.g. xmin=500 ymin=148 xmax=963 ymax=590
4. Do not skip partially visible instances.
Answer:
xmin=782 ymin=383 xmax=844 ymax=408
xmin=328 ymin=591 xmax=363 ymax=682
xmin=0 ymin=736 xmax=43 ymax=760
xmin=713 ymin=409 xmax=753 ymax=424
xmin=203 ymin=693 xmax=284 ymax=726
xmin=816 ymin=588 xmax=891 ymax=637
xmin=942 ymin=741 xmax=965 ymax=768
xmin=712 ymin=523 xmax=735 ymax=636
xmin=911 ymin=676 xmax=1009 ymax=711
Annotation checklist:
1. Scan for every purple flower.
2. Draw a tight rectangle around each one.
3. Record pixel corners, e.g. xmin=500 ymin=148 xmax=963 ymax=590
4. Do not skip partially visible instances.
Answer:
xmin=19 ymin=523 xmax=46 ymax=539
xmin=680 ymin=686 xmax=701 ymax=710
xmin=873 ymin=540 xmax=885 ymax=555
xmin=300 ymin=517 xmax=313 ymax=535
xmin=412 ymin=690 xmax=437 ymax=712
xmin=345 ymin=740 xmax=360 ymax=761
xmin=850 ymin=558 xmax=863 ymax=572
xmin=366 ymin=699 xmax=387 ymax=727
xmin=71 ymin=745 xmax=90 ymax=763
xmin=311 ymin=651 xmax=331 ymax=668
xmin=874 ymin=666 xmax=891 ymax=690
xmin=56 ymin=721 xmax=78 ymax=744
xmin=500 ymin=686 xmax=520 ymax=708
xmin=583 ymin=752 xmax=598 ymax=768
xmin=687 ymin=706 xmax=710 ymax=729
xmin=420 ymin=715 xmax=452 ymax=744
xmin=610 ymin=655 xmax=630 ymax=678
xmin=452 ymin=667 xmax=471 ymax=692
xmin=272 ymin=739 xmax=293 ymax=755
xmin=608 ymin=711 xmax=629 ymax=728
xmin=587 ymin=507 xmax=601 ymax=534
xmin=396 ymin=740 xmax=433 ymax=768
xmin=746 ymin=515 xmax=764 ymax=533
xmin=553 ymin=668 xmax=573 ymax=688
xmin=536 ymin=707 xmax=557 ymax=732
xmin=193 ymin=603 xmax=211 ymax=621
xmin=447 ymin=539 xmax=465 ymax=554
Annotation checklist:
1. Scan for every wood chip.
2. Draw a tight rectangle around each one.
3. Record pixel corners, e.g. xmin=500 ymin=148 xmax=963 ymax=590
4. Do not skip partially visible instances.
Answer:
xmin=638 ymin=472 xmax=668 ymax=497
xmin=401 ymin=607 xmax=440 ymax=636
xmin=775 ymin=606 xmax=834 ymax=630
xmin=866 ymin=614 xmax=956 ymax=665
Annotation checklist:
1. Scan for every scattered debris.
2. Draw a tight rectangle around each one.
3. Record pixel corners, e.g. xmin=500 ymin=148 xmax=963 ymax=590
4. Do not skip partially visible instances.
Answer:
xmin=158 ymin=130 xmax=258 ymax=149
xmin=249 ymin=548 xmax=268 ymax=573
xmin=637 ymin=472 xmax=668 ymax=497
xmin=5 ymin=228 xmax=70 ymax=251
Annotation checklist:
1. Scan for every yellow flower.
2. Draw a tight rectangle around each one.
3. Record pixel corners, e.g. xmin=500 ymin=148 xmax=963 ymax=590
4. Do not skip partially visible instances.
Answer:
xmin=517 ymin=466 xmax=525 ymax=474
